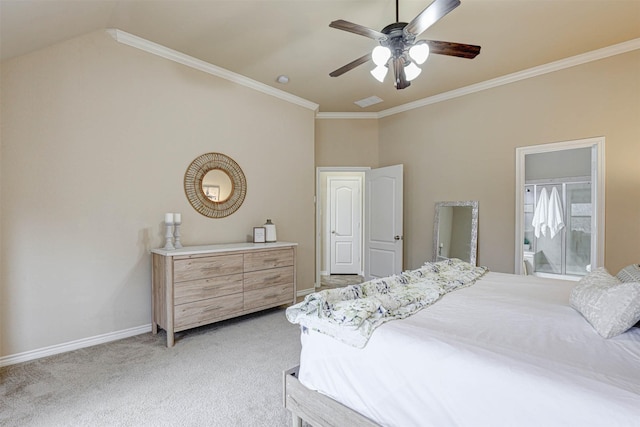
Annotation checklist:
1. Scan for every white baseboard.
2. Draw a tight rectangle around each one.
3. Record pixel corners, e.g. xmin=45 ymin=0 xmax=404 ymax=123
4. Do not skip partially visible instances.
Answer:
xmin=296 ymin=288 xmax=315 ymax=297
xmin=0 ymin=324 xmax=152 ymax=367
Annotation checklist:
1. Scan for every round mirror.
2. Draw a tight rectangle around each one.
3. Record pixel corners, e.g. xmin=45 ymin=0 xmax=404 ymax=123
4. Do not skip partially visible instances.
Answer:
xmin=202 ymin=169 xmax=233 ymax=202
xmin=184 ymin=153 xmax=247 ymax=218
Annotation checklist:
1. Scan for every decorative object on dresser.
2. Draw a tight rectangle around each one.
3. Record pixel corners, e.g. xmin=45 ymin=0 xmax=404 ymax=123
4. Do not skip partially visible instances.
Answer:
xmin=253 ymin=227 xmax=266 ymax=243
xmin=163 ymin=213 xmax=175 ymax=251
xmin=184 ymin=152 xmax=247 ymax=218
xmin=172 ymin=213 xmax=182 ymax=249
xmin=264 ymin=219 xmax=277 ymax=242
xmin=151 ymin=242 xmax=297 ymax=347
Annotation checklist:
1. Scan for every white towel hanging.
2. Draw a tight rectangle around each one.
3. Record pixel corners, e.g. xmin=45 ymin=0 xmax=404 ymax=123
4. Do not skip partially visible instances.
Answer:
xmin=547 ymin=187 xmax=565 ymax=239
xmin=531 ymin=187 xmax=549 ymax=239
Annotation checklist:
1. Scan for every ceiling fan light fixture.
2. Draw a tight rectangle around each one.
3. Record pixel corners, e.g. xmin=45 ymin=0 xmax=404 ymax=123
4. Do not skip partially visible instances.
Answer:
xmin=370 ymin=64 xmax=389 ymax=82
xmin=372 ymin=46 xmax=391 ymax=66
xmin=409 ymin=41 xmax=430 ymax=65
xmin=404 ymin=61 xmax=422 ymax=81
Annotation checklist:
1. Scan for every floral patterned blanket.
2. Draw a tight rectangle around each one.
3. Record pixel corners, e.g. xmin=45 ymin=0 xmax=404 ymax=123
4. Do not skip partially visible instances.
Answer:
xmin=286 ymin=258 xmax=488 ymax=348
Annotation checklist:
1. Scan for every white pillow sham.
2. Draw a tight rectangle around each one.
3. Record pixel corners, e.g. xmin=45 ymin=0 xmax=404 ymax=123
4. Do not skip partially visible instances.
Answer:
xmin=616 ymin=264 xmax=640 ymax=283
xmin=569 ymin=268 xmax=640 ymax=338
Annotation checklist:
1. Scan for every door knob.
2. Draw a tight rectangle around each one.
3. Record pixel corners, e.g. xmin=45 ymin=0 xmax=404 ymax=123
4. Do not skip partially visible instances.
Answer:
xmin=331 ymin=231 xmax=336 ymax=234
xmin=394 ymin=235 xmax=403 ymax=240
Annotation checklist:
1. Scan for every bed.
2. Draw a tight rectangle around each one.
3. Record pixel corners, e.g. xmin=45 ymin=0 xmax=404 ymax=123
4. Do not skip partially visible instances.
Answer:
xmin=284 ymin=262 xmax=640 ymax=427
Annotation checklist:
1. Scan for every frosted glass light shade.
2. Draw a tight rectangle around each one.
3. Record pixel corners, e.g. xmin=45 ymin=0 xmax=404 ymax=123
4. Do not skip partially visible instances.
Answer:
xmin=372 ymin=46 xmax=391 ymax=66
xmin=404 ymin=62 xmax=422 ymax=81
xmin=370 ymin=65 xmax=388 ymax=82
xmin=409 ymin=42 xmax=430 ymax=65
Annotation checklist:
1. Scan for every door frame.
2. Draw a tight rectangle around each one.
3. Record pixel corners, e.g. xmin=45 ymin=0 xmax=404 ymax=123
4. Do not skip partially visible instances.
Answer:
xmin=316 ymin=167 xmax=370 ymax=289
xmin=514 ymin=137 xmax=605 ymax=275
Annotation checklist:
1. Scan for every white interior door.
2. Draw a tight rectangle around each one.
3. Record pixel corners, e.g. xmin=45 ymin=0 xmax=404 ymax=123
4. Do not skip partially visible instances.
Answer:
xmin=364 ymin=165 xmax=403 ymax=280
xmin=329 ymin=177 xmax=362 ymax=274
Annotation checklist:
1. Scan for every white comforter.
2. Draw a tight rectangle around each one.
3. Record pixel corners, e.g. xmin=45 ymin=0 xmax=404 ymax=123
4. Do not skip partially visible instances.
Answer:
xmin=298 ymin=272 xmax=640 ymax=427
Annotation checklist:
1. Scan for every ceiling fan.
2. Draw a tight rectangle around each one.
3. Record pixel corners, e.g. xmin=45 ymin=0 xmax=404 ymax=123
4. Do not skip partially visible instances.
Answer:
xmin=329 ymin=0 xmax=481 ymax=89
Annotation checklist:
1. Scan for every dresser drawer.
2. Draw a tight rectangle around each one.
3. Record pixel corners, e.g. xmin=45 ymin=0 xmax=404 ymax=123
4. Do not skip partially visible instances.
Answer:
xmin=174 ymin=274 xmax=243 ymax=306
xmin=174 ymin=254 xmax=243 ymax=282
xmin=244 ymin=283 xmax=293 ymax=311
xmin=244 ymin=266 xmax=294 ymax=292
xmin=244 ymin=248 xmax=293 ymax=272
xmin=174 ymin=293 xmax=244 ymax=331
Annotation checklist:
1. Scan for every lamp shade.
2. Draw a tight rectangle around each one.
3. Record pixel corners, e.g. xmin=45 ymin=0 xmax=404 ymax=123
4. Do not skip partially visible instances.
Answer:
xmin=409 ymin=42 xmax=430 ymax=65
xmin=404 ymin=62 xmax=422 ymax=81
xmin=372 ymin=46 xmax=391 ymax=66
xmin=370 ymin=64 xmax=388 ymax=82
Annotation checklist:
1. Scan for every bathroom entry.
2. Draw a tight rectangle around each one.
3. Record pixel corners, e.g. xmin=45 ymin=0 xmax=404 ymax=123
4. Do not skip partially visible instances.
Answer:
xmin=515 ymin=137 xmax=605 ymax=278
xmin=524 ymin=179 xmax=592 ymax=276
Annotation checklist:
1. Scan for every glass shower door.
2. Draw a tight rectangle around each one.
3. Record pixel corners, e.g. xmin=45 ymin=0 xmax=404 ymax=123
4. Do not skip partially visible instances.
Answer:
xmin=566 ymin=183 xmax=591 ymax=275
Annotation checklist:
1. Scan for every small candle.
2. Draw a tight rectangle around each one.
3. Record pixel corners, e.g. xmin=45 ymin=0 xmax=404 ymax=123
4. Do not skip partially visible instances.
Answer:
xmin=165 ymin=213 xmax=173 ymax=224
xmin=173 ymin=213 xmax=181 ymax=224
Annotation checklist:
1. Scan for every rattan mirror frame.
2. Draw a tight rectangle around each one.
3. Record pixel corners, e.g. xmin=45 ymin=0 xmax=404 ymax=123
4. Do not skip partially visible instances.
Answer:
xmin=184 ymin=152 xmax=247 ymax=218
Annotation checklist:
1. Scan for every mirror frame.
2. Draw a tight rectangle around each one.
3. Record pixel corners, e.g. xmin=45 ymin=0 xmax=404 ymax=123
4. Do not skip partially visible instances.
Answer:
xmin=184 ymin=152 xmax=247 ymax=218
xmin=433 ymin=200 xmax=479 ymax=265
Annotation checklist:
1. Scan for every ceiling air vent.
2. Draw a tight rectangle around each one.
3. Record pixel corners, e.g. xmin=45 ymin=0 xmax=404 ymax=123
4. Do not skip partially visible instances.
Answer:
xmin=354 ymin=96 xmax=383 ymax=108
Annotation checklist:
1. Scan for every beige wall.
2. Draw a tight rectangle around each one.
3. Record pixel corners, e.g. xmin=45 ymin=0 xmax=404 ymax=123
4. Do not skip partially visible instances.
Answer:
xmin=2 ymin=29 xmax=638 ymax=360
xmin=379 ymin=50 xmax=640 ymax=274
xmin=315 ymin=119 xmax=379 ymax=168
xmin=0 ymin=31 xmax=315 ymax=357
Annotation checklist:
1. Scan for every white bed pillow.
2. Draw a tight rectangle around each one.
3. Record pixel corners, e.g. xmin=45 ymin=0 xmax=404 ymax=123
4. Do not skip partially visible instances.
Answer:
xmin=616 ymin=264 xmax=640 ymax=283
xmin=569 ymin=268 xmax=640 ymax=338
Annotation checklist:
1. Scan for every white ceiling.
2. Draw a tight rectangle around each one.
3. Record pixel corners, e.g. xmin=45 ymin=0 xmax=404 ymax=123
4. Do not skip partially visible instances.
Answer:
xmin=1 ymin=0 xmax=639 ymax=113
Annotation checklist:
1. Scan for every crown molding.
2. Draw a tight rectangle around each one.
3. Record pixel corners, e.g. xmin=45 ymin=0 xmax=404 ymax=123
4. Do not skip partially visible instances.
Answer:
xmin=378 ymin=38 xmax=640 ymax=118
xmin=316 ymin=112 xmax=379 ymax=119
xmin=107 ymin=29 xmax=638 ymax=120
xmin=107 ymin=29 xmax=319 ymax=113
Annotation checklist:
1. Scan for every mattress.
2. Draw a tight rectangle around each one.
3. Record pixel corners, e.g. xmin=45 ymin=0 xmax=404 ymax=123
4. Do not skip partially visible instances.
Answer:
xmin=298 ymin=272 xmax=640 ymax=427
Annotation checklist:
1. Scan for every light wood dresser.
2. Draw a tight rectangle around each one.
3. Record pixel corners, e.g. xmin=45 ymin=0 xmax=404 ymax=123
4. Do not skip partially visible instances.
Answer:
xmin=151 ymin=242 xmax=297 ymax=347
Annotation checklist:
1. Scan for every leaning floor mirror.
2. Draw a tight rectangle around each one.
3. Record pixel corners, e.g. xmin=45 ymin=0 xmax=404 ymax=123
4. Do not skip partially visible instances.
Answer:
xmin=433 ymin=201 xmax=479 ymax=266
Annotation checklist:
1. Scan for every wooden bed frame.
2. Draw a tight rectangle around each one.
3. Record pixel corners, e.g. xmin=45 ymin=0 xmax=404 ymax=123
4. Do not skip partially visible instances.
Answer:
xmin=283 ymin=366 xmax=379 ymax=427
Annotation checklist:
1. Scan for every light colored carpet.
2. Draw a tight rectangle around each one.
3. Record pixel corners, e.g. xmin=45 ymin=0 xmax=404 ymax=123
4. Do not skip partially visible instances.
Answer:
xmin=1 ymin=308 xmax=302 ymax=426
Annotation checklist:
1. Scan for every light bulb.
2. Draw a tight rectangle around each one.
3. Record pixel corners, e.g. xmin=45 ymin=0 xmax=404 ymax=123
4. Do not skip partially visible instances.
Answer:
xmin=404 ymin=62 xmax=422 ymax=81
xmin=409 ymin=42 xmax=430 ymax=65
xmin=372 ymin=46 xmax=391 ymax=66
xmin=370 ymin=65 xmax=388 ymax=83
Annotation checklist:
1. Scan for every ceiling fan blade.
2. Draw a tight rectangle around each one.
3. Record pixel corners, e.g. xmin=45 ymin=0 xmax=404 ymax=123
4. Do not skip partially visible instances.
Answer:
xmin=404 ymin=0 xmax=461 ymax=37
xmin=330 ymin=20 xmax=387 ymax=41
xmin=329 ymin=53 xmax=371 ymax=77
xmin=425 ymin=40 xmax=481 ymax=59
xmin=393 ymin=57 xmax=411 ymax=90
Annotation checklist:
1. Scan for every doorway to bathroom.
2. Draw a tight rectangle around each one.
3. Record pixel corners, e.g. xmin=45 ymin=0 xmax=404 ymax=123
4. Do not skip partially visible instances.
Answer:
xmin=514 ymin=137 xmax=605 ymax=279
